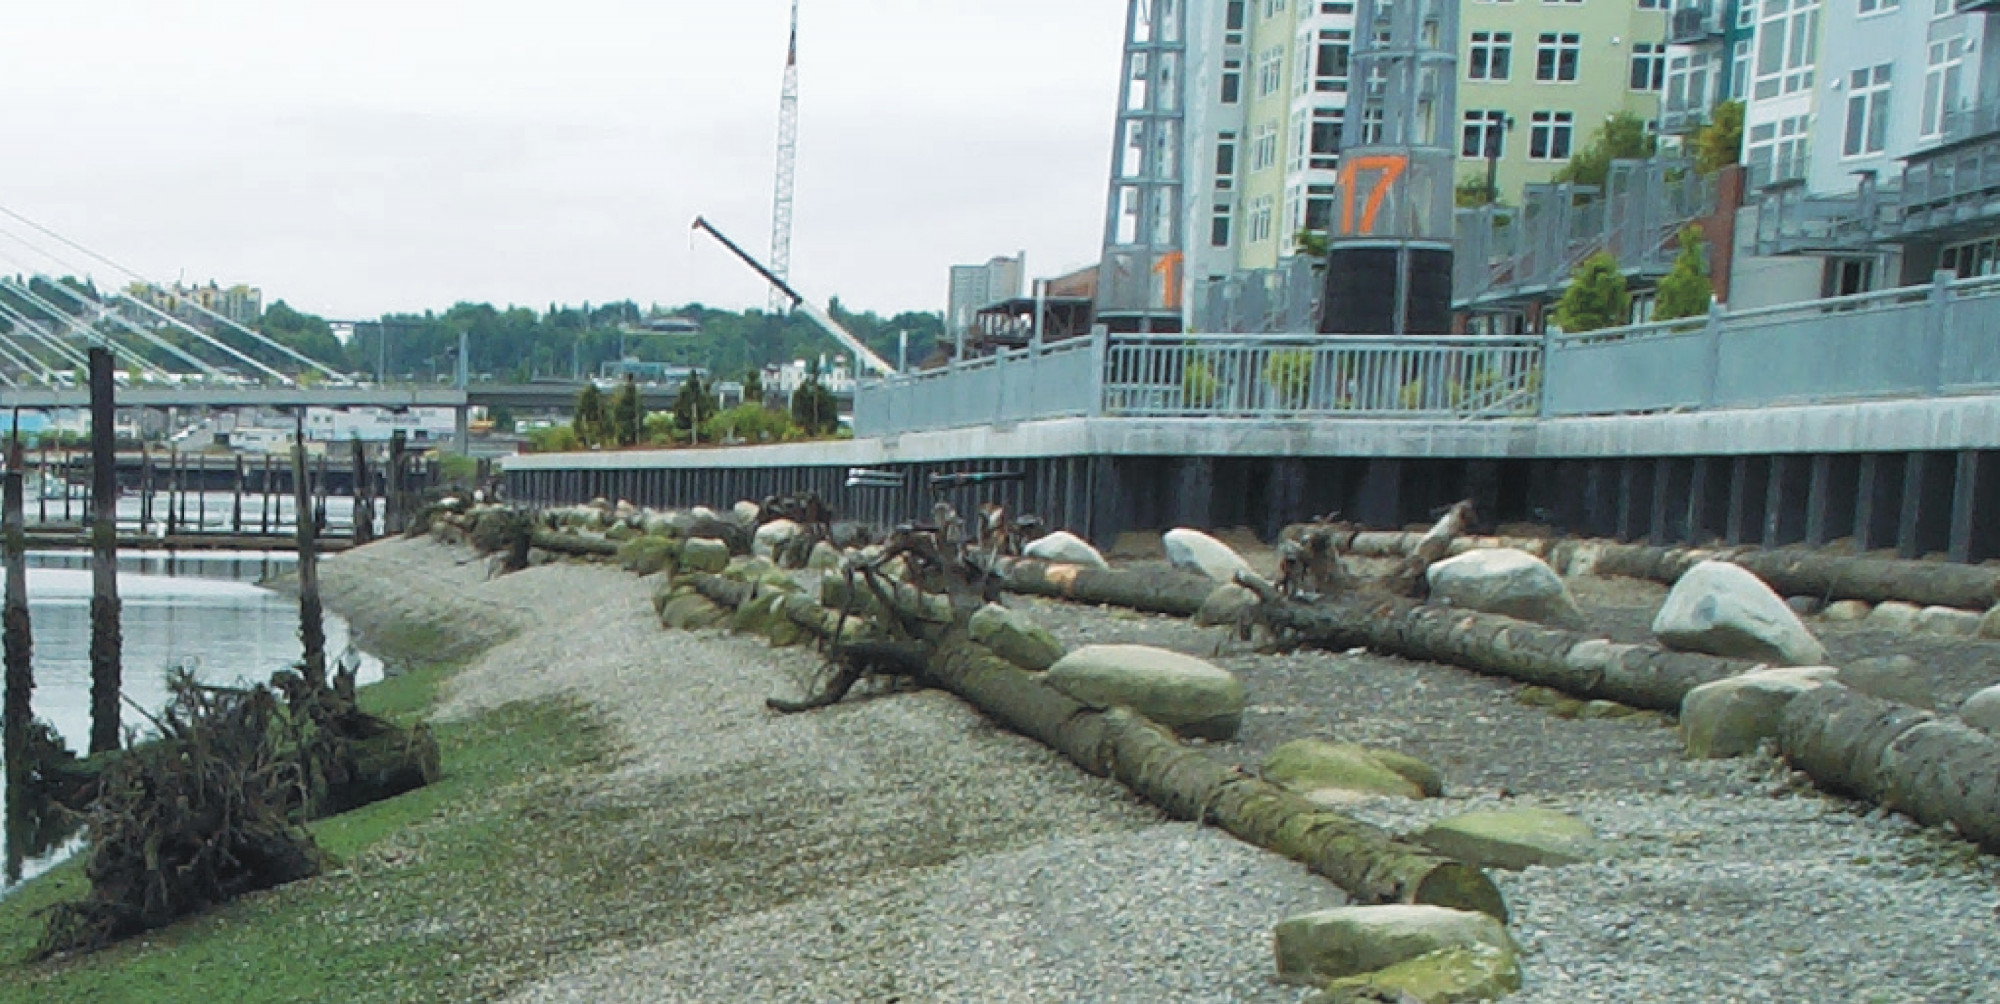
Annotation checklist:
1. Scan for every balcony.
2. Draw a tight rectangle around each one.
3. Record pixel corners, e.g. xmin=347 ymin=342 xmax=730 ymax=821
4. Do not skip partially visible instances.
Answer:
xmin=1659 ymin=102 xmax=1708 ymax=136
xmin=1932 ymin=101 xmax=2000 ymax=149
xmin=1668 ymin=3 xmax=1724 ymax=45
xmin=1747 ymin=152 xmax=1810 ymax=190
xmin=1954 ymin=0 xmax=2000 ymax=13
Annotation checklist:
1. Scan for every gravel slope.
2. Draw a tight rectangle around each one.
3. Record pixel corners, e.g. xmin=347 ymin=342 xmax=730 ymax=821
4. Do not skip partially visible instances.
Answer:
xmin=322 ymin=539 xmax=1336 ymax=1003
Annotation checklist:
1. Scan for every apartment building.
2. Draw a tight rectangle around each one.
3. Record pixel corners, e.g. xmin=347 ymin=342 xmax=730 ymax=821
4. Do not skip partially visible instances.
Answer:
xmin=1659 ymin=0 xmax=1752 ymax=137
xmin=944 ymin=255 xmax=1026 ymax=339
xmin=1735 ymin=0 xmax=1996 ymax=306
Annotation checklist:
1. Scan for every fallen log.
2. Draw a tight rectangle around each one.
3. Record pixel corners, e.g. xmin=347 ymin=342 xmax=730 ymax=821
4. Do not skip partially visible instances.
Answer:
xmin=530 ymin=530 xmax=620 ymax=558
xmin=1776 ymin=687 xmax=1934 ymax=804
xmin=1000 ymin=559 xmax=1216 ymax=618
xmin=683 ymin=565 xmax=1507 ymax=919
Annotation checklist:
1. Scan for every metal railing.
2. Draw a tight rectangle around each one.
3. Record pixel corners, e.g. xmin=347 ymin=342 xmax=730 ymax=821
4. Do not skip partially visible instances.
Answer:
xmin=1543 ymin=271 xmax=2000 ymax=416
xmin=854 ymin=329 xmax=1543 ymax=436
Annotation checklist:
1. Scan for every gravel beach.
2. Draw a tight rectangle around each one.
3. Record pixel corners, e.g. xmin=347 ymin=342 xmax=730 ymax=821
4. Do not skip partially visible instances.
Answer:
xmin=324 ymin=538 xmax=2000 ymax=1002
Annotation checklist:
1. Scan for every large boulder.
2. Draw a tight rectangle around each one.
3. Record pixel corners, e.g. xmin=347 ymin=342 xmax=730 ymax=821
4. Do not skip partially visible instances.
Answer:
xmin=1044 ymin=644 xmax=1245 ymax=740
xmin=968 ymin=603 xmax=1065 ymax=671
xmin=1261 ymin=740 xmax=1436 ymax=801
xmin=752 ymin=519 xmax=806 ymax=564
xmin=1162 ymin=528 xmax=1254 ymax=582
xmin=1960 ymin=685 xmax=2000 ymax=736
xmin=678 ymin=537 xmax=731 ymax=575
xmin=1415 ymin=808 xmax=1604 ymax=870
xmin=806 ymin=540 xmax=843 ymax=572
xmin=659 ymin=593 xmax=730 ymax=631
xmin=1273 ymin=905 xmax=1515 ymax=987
xmin=1866 ymin=601 xmax=1922 ymax=632
xmin=733 ymin=500 xmax=762 ymax=521
xmin=1022 ymin=531 xmax=1109 ymax=570
xmin=1312 ymin=945 xmax=1522 ymax=1004
xmin=1652 ymin=560 xmax=1827 ymax=666
xmin=1193 ymin=584 xmax=1259 ymax=627
xmin=1425 ymin=548 xmax=1587 ymax=629
xmin=616 ymin=534 xmax=680 ymax=577
xmin=1680 ymin=666 xmax=1839 ymax=758
xmin=1918 ymin=605 xmax=1983 ymax=637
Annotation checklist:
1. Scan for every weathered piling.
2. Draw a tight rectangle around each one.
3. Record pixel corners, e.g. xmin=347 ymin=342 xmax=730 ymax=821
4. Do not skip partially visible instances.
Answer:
xmin=35 ymin=441 xmax=46 ymax=525
xmin=139 ymin=444 xmax=153 ymax=534
xmin=232 ymin=454 xmax=246 ymax=533
xmin=196 ymin=456 xmax=207 ymax=532
xmin=292 ymin=414 xmax=325 ymax=687
xmin=385 ymin=431 xmax=407 ymax=536
xmin=261 ymin=452 xmax=274 ymax=535
xmin=314 ymin=451 xmax=329 ymax=534
xmin=350 ymin=438 xmax=373 ymax=546
xmin=2 ymin=432 xmax=32 ymax=779
xmin=166 ymin=450 xmax=180 ymax=536
xmin=87 ymin=347 xmax=122 ymax=755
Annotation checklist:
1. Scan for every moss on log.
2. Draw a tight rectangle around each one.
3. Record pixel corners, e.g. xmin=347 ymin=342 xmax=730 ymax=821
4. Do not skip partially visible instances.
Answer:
xmin=530 ymin=530 xmax=620 ymax=558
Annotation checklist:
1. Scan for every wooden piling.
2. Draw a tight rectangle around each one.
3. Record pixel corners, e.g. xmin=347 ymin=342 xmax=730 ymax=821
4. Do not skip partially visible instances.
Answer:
xmin=86 ymin=347 xmax=122 ymax=755
xmin=385 ymin=431 xmax=407 ymax=536
xmin=314 ymin=451 xmax=328 ymax=536
xmin=292 ymin=413 xmax=325 ymax=687
xmin=197 ymin=455 xmax=208 ymax=533
xmin=350 ymin=438 xmax=373 ymax=546
xmin=35 ymin=441 xmax=46 ymax=526
xmin=261 ymin=452 xmax=274 ymax=535
xmin=139 ymin=444 xmax=153 ymax=535
xmin=233 ymin=455 xmax=246 ymax=533
xmin=2 ymin=429 xmax=33 ymax=782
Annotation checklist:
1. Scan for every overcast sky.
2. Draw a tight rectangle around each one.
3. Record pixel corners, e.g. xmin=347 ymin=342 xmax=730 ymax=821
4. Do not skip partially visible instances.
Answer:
xmin=0 ymin=1 xmax=1126 ymax=321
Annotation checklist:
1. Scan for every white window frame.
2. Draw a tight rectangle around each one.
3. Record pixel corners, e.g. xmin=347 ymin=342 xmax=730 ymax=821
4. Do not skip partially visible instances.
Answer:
xmin=1843 ymin=63 xmax=1892 ymax=157
xmin=1730 ymin=39 xmax=1750 ymax=100
xmin=1468 ymin=30 xmax=1513 ymax=81
xmin=1211 ymin=203 xmax=1234 ymax=248
xmin=1922 ymin=37 xmax=1967 ymax=139
xmin=1249 ymin=195 xmax=1275 ymax=244
xmin=1258 ymin=46 xmax=1285 ymax=97
xmin=1752 ymin=0 xmax=1819 ymax=101
xmin=1309 ymin=107 xmax=1344 ymax=170
xmin=1222 ymin=58 xmax=1244 ymax=104
xmin=1215 ymin=132 xmax=1239 ymax=191
xmin=1747 ymin=113 xmax=1812 ymax=182
xmin=1313 ymin=29 xmax=1352 ymax=92
xmin=1462 ymin=109 xmax=1509 ymax=158
xmin=1536 ymin=32 xmax=1582 ymax=83
xmin=1630 ymin=42 xmax=1666 ymax=91
xmin=1857 ymin=0 xmax=1900 ymax=14
xmin=1263 ymin=0 xmax=1288 ymax=19
xmin=1251 ymin=122 xmax=1280 ymax=172
xmin=1528 ymin=110 xmax=1575 ymax=160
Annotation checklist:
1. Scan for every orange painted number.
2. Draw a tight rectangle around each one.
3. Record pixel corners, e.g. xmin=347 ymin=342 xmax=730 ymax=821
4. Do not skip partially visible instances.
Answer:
xmin=1338 ymin=155 xmax=1409 ymax=236
xmin=1153 ymin=251 xmax=1185 ymax=310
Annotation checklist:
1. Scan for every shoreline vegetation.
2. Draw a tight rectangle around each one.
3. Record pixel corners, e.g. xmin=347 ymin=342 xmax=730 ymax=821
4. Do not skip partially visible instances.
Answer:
xmin=0 ymin=613 xmax=614 ymax=1002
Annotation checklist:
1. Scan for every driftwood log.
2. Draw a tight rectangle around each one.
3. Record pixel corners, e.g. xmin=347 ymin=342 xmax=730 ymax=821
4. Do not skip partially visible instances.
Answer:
xmin=676 ymin=565 xmax=1507 ymax=919
xmin=1778 ymin=687 xmax=2000 ymax=851
xmin=1593 ymin=544 xmax=2000 ymax=611
xmin=530 ymin=530 xmax=621 ymax=558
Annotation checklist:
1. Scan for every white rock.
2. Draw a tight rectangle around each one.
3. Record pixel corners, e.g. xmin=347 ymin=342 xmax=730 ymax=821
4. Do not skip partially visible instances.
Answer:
xmin=733 ymin=500 xmax=762 ymax=521
xmin=1823 ymin=599 xmax=1872 ymax=622
xmin=1653 ymin=561 xmax=1827 ymax=666
xmin=1272 ymin=905 xmax=1514 ymax=986
xmin=1426 ymin=548 xmax=1587 ymax=629
xmin=806 ymin=541 xmax=842 ymax=572
xmin=1680 ymin=666 xmax=1839 ymax=758
xmin=1044 ymin=644 xmax=1245 ymax=739
xmin=1918 ymin=606 xmax=1983 ymax=637
xmin=752 ymin=518 xmax=805 ymax=562
xmin=1162 ymin=528 xmax=1253 ymax=582
xmin=1960 ymin=685 xmax=2000 ymax=736
xmin=1867 ymin=601 xmax=1922 ymax=632
xmin=690 ymin=505 xmax=719 ymax=521
xmin=1022 ymin=531 xmax=1109 ymax=570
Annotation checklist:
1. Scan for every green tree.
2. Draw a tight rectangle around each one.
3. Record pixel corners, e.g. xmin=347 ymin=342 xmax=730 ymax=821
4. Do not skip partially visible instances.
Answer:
xmin=488 ymin=404 xmax=517 ymax=434
xmin=1653 ymin=227 xmax=1714 ymax=321
xmin=608 ymin=375 xmax=641 ymax=447
xmin=742 ymin=368 xmax=764 ymax=403
xmin=1292 ymin=229 xmax=1330 ymax=258
xmin=673 ymin=370 xmax=717 ymax=435
xmin=789 ymin=364 xmax=840 ymax=435
xmin=573 ymin=383 xmax=607 ymax=446
xmin=1555 ymin=252 xmax=1631 ymax=333
xmin=1552 ymin=112 xmax=1657 ymax=189
xmin=1693 ymin=100 xmax=1745 ymax=176
xmin=256 ymin=301 xmax=348 ymax=373
xmin=1456 ymin=172 xmax=1500 ymax=208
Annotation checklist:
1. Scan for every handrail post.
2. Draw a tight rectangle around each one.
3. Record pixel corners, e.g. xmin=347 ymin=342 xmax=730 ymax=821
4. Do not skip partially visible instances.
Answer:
xmin=1924 ymin=269 xmax=1953 ymax=395
xmin=1537 ymin=326 xmax=1555 ymax=419
xmin=1701 ymin=298 xmax=1725 ymax=409
xmin=1088 ymin=324 xmax=1110 ymax=417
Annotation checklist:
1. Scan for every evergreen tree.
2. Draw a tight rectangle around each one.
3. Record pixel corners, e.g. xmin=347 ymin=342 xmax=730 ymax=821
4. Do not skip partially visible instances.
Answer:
xmin=572 ymin=383 xmax=607 ymax=447
xmin=1552 ymin=112 xmax=1656 ymax=189
xmin=1693 ymin=100 xmax=1745 ymax=177
xmin=743 ymin=369 xmax=764 ymax=404
xmin=673 ymin=370 xmax=717 ymax=433
xmin=789 ymin=363 xmax=840 ymax=436
xmin=1653 ymin=227 xmax=1714 ymax=321
xmin=609 ymin=375 xmax=641 ymax=447
xmin=1555 ymin=252 xmax=1630 ymax=333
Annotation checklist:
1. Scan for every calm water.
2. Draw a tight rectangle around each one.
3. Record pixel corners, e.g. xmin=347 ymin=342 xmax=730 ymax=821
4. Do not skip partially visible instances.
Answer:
xmin=0 ymin=550 xmax=383 ymax=892
xmin=33 ymin=490 xmax=371 ymax=536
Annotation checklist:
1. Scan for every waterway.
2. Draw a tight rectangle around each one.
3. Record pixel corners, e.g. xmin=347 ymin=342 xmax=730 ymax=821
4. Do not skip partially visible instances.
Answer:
xmin=0 ymin=551 xmax=383 ymax=893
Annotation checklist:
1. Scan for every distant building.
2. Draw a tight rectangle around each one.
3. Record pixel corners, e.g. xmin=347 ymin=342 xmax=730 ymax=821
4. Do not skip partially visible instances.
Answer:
xmin=124 ymin=280 xmax=264 ymax=329
xmin=599 ymin=359 xmax=704 ymax=386
xmin=764 ymin=357 xmax=855 ymax=397
xmin=302 ymin=407 xmax=457 ymax=445
xmin=946 ymin=254 xmax=1026 ymax=339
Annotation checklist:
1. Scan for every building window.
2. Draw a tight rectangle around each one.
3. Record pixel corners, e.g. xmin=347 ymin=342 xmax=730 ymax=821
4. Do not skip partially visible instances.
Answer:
xmin=1730 ymin=39 xmax=1750 ymax=100
xmin=1263 ymin=0 xmax=1287 ymax=18
xmin=1536 ymin=33 xmax=1581 ymax=82
xmin=1922 ymin=37 xmax=1966 ymax=139
xmin=1211 ymin=204 xmax=1233 ymax=247
xmin=1665 ymin=51 xmax=1712 ymax=120
xmin=1315 ymin=29 xmax=1352 ymax=91
xmin=1543 ymin=0 xmax=1584 ymax=5
xmin=1215 ymin=133 xmax=1238 ymax=190
xmin=1258 ymin=46 xmax=1285 ymax=96
xmin=1468 ymin=31 xmax=1513 ymax=81
xmin=1249 ymin=195 xmax=1275 ymax=243
xmin=1637 ymin=0 xmax=1668 ymax=8
xmin=1528 ymin=110 xmax=1575 ymax=159
xmin=1222 ymin=59 xmax=1243 ymax=103
xmin=1304 ymin=184 xmax=1337 ymax=233
xmin=1310 ymin=107 xmax=1344 ymax=169
xmin=1359 ymin=107 xmax=1385 ymax=144
xmin=1226 ymin=0 xmax=1247 ymax=44
xmin=1462 ymin=110 xmax=1509 ymax=158
xmin=1320 ymin=0 xmax=1356 ymax=11
xmin=1251 ymin=122 xmax=1280 ymax=172
xmin=1630 ymin=42 xmax=1666 ymax=90
xmin=1752 ymin=0 xmax=1819 ymax=100
xmin=1746 ymin=113 xmax=1811 ymax=182
xmin=1941 ymin=236 xmax=2000 ymax=277
xmin=1857 ymin=0 xmax=1899 ymax=13
xmin=1843 ymin=64 xmax=1891 ymax=156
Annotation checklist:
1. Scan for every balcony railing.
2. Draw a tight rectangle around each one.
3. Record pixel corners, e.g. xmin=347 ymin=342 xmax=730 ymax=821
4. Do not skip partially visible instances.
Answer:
xmin=1668 ymin=3 xmax=1723 ymax=44
xmin=1931 ymin=101 xmax=2000 ymax=149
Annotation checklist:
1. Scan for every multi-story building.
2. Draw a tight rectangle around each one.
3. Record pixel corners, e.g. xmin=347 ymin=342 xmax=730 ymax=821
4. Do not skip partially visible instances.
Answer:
xmin=1659 ymin=0 xmax=1751 ymax=137
xmin=125 ymin=280 xmax=264 ymax=329
xmin=1455 ymin=0 xmax=1671 ymax=202
xmin=1734 ymin=0 xmax=1995 ymax=306
xmin=944 ymin=255 xmax=1025 ymax=340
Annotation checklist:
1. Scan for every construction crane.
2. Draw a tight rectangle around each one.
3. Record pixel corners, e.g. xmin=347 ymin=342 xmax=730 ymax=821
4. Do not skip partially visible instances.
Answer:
xmin=768 ymin=0 xmax=801 ymax=314
xmin=691 ymin=215 xmax=896 ymax=377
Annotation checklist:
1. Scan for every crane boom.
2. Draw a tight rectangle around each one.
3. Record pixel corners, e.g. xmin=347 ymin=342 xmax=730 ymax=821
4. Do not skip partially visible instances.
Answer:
xmin=691 ymin=215 xmax=897 ymax=377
